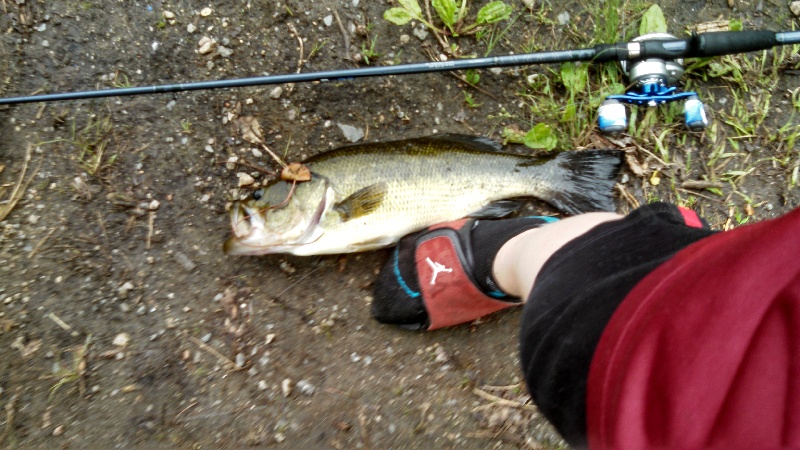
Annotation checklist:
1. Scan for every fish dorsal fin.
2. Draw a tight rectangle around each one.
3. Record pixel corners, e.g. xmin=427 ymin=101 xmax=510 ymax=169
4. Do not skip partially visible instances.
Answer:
xmin=335 ymin=182 xmax=388 ymax=221
xmin=427 ymin=134 xmax=503 ymax=152
xmin=467 ymin=200 xmax=521 ymax=219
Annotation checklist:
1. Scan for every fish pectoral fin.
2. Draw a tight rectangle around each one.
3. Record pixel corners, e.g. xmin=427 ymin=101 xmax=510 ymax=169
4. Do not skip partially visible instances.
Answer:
xmin=467 ymin=200 xmax=521 ymax=219
xmin=334 ymin=182 xmax=387 ymax=222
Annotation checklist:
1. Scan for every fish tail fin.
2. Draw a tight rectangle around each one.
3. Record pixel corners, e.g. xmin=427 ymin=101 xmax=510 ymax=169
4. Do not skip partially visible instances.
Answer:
xmin=545 ymin=150 xmax=623 ymax=214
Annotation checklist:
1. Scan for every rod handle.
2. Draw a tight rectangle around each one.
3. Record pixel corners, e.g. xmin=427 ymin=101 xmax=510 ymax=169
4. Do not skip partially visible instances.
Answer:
xmin=640 ymin=30 xmax=779 ymax=59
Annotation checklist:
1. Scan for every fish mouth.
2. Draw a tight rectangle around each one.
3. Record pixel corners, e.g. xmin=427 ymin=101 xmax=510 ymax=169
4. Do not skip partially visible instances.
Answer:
xmin=223 ymin=190 xmax=331 ymax=256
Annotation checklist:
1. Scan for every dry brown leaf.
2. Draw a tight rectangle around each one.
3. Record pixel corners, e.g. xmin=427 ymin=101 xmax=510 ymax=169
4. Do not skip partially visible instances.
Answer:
xmin=235 ymin=116 xmax=264 ymax=145
xmin=280 ymin=163 xmax=312 ymax=182
xmin=625 ymin=152 xmax=646 ymax=177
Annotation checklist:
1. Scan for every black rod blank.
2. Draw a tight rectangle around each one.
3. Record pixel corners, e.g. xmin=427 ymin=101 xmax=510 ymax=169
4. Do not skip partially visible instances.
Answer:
xmin=1 ymin=30 xmax=798 ymax=106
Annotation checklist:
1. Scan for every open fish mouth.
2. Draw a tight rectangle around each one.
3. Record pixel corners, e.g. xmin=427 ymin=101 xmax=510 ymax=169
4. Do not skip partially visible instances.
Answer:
xmin=223 ymin=189 xmax=331 ymax=256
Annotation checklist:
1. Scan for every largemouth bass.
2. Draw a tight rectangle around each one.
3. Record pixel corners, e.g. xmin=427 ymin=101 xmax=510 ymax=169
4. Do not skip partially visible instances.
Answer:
xmin=224 ymin=135 xmax=622 ymax=256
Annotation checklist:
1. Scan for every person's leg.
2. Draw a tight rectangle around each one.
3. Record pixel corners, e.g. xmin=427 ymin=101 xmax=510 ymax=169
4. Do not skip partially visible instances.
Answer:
xmin=492 ymin=212 xmax=622 ymax=298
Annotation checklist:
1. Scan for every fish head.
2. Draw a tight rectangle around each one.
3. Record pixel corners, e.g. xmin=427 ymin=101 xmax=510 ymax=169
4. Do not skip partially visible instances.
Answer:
xmin=224 ymin=176 xmax=331 ymax=255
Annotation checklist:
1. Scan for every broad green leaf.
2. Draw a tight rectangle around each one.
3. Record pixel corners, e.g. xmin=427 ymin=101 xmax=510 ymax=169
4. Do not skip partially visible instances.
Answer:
xmin=476 ymin=1 xmax=513 ymax=25
xmin=524 ymin=123 xmax=558 ymax=151
xmin=560 ymin=62 xmax=587 ymax=94
xmin=399 ymin=0 xmax=422 ymax=18
xmin=384 ymin=8 xmax=415 ymax=25
xmin=639 ymin=4 xmax=667 ymax=35
xmin=432 ymin=0 xmax=457 ymax=28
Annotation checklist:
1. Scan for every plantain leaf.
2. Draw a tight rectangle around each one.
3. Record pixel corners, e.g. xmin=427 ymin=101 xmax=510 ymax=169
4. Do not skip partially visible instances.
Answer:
xmin=524 ymin=123 xmax=558 ymax=151
xmin=639 ymin=4 xmax=667 ymax=35
xmin=384 ymin=7 xmax=415 ymax=25
xmin=560 ymin=62 xmax=587 ymax=95
xmin=399 ymin=0 xmax=423 ymax=18
xmin=432 ymin=0 xmax=457 ymax=28
xmin=476 ymin=1 xmax=513 ymax=25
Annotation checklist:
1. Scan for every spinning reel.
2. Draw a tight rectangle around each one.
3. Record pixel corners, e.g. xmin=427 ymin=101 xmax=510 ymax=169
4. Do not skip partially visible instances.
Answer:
xmin=597 ymin=33 xmax=708 ymax=134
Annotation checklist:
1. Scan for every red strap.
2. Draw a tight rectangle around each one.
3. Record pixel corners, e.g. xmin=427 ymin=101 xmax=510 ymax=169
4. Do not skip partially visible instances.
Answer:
xmin=677 ymin=206 xmax=704 ymax=228
xmin=587 ymin=207 xmax=800 ymax=449
xmin=416 ymin=235 xmax=518 ymax=330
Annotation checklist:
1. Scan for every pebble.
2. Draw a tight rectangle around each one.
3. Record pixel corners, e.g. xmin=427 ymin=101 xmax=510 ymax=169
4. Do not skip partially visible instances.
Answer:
xmin=226 ymin=155 xmax=238 ymax=170
xmin=113 ymin=333 xmax=130 ymax=347
xmin=400 ymin=34 xmax=410 ymax=44
xmin=269 ymin=86 xmax=283 ymax=99
xmin=413 ymin=26 xmax=429 ymax=41
xmin=164 ymin=11 xmax=175 ymax=19
xmin=557 ymin=11 xmax=570 ymax=25
xmin=296 ymin=380 xmax=315 ymax=395
xmin=198 ymin=36 xmax=215 ymax=54
xmin=187 ymin=23 xmax=197 ymax=33
xmin=237 ymin=172 xmax=255 ymax=187
xmin=204 ymin=145 xmax=214 ymax=153
xmin=323 ymin=15 xmax=333 ymax=26
xmin=118 ymin=281 xmax=134 ymax=298
xmin=257 ymin=380 xmax=268 ymax=390
xmin=148 ymin=199 xmax=160 ymax=210
xmin=792 ymin=1 xmax=800 ymax=16
xmin=35 ymin=23 xmax=46 ymax=32
xmin=235 ymin=352 xmax=246 ymax=368
xmin=173 ymin=251 xmax=197 ymax=272
xmin=53 ymin=425 xmax=64 ymax=437
xmin=281 ymin=378 xmax=293 ymax=397
xmin=200 ymin=7 xmax=213 ymax=17
xmin=337 ymin=123 xmax=365 ymax=143
xmin=217 ymin=46 xmax=233 ymax=58
xmin=251 ymin=148 xmax=263 ymax=158
xmin=200 ymin=333 xmax=212 ymax=343
xmin=41 ymin=40 xmax=49 ymax=47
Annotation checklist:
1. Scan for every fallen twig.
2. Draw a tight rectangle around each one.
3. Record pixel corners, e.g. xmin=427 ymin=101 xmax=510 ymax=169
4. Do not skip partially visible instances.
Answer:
xmin=0 ymin=144 xmax=43 ymax=222
xmin=472 ymin=387 xmax=538 ymax=412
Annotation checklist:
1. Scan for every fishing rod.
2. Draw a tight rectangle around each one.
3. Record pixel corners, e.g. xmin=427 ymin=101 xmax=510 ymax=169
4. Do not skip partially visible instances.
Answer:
xmin=2 ymin=29 xmax=799 ymax=125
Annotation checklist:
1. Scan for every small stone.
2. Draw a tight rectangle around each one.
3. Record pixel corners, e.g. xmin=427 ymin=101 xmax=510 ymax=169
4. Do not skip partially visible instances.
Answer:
xmin=258 ymin=380 xmax=268 ymax=390
xmin=35 ymin=23 xmax=46 ymax=32
xmin=200 ymin=7 xmax=212 ymax=17
xmin=251 ymin=148 xmax=263 ymax=158
xmin=200 ymin=333 xmax=212 ymax=343
xmin=174 ymin=251 xmax=197 ymax=272
xmin=235 ymin=352 xmax=246 ymax=368
xmin=163 ymin=11 xmax=175 ymax=19
xmin=55 ymin=276 xmax=63 ymax=284
xmin=187 ymin=23 xmax=197 ymax=33
xmin=118 ymin=281 xmax=134 ymax=298
xmin=113 ymin=333 xmax=130 ymax=347
xmin=217 ymin=46 xmax=233 ymax=58
xmin=296 ymin=380 xmax=315 ymax=395
xmin=204 ymin=145 xmax=214 ymax=153
xmin=28 ymin=214 xmax=39 ymax=224
xmin=53 ymin=425 xmax=64 ymax=436
xmin=269 ymin=86 xmax=283 ymax=99
xmin=198 ymin=36 xmax=215 ymax=54
xmin=413 ymin=26 xmax=429 ymax=41
xmin=337 ymin=123 xmax=365 ymax=143
xmin=323 ymin=15 xmax=333 ymax=26
xmin=281 ymin=378 xmax=293 ymax=397
xmin=226 ymin=155 xmax=238 ymax=170
xmin=792 ymin=1 xmax=800 ymax=16
xmin=400 ymin=34 xmax=410 ymax=44
xmin=41 ymin=40 xmax=49 ymax=47
xmin=237 ymin=172 xmax=255 ymax=187
xmin=148 ymin=199 xmax=160 ymax=210
xmin=557 ymin=11 xmax=570 ymax=25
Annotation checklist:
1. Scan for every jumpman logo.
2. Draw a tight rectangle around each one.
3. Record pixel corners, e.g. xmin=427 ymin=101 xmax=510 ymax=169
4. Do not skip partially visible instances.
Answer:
xmin=426 ymin=257 xmax=453 ymax=285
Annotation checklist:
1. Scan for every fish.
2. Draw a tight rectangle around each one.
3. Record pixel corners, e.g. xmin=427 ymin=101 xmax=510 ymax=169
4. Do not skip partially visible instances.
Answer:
xmin=223 ymin=134 xmax=622 ymax=256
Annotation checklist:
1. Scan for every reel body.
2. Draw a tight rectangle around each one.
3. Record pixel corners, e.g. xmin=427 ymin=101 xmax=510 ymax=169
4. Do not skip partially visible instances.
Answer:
xmin=598 ymin=33 xmax=709 ymax=133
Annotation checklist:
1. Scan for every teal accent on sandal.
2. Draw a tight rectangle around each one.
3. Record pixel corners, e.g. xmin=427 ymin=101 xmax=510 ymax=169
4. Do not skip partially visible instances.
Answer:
xmin=393 ymin=246 xmax=420 ymax=298
xmin=524 ymin=215 xmax=559 ymax=223
xmin=488 ymin=290 xmax=508 ymax=299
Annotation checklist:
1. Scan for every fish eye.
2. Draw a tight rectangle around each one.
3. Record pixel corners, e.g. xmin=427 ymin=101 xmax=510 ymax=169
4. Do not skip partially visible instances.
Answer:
xmin=252 ymin=189 xmax=263 ymax=201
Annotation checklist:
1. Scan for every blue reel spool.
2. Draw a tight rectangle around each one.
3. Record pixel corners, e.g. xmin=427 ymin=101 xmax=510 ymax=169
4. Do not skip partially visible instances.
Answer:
xmin=598 ymin=33 xmax=709 ymax=134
